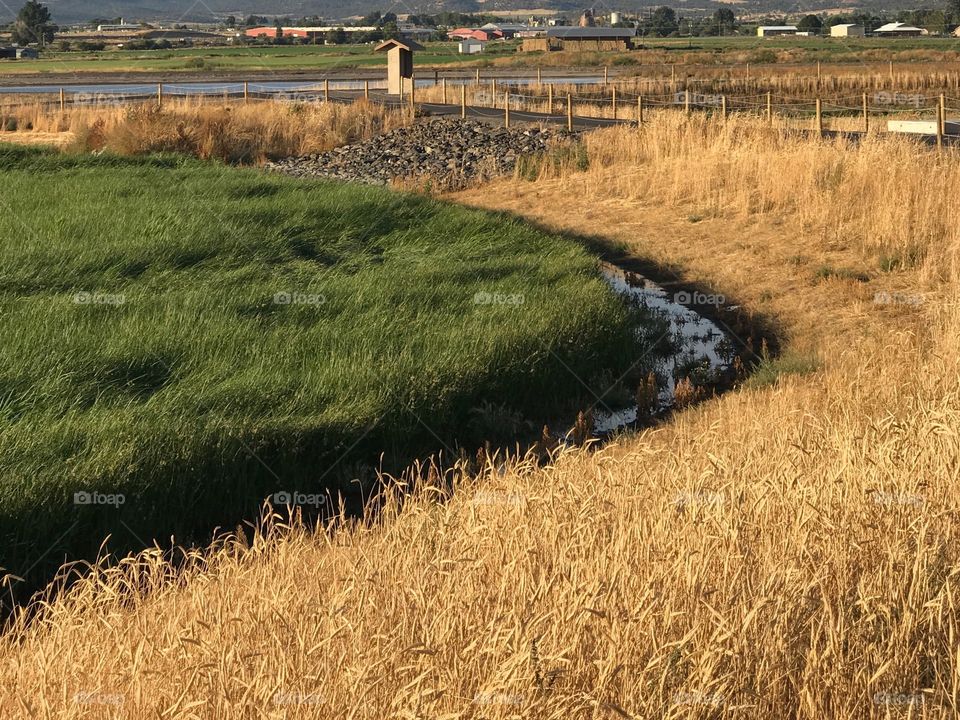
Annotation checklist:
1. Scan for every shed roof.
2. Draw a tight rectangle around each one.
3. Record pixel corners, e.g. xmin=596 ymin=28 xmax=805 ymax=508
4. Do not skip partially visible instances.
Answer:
xmin=374 ymin=38 xmax=425 ymax=52
xmin=875 ymin=22 xmax=923 ymax=32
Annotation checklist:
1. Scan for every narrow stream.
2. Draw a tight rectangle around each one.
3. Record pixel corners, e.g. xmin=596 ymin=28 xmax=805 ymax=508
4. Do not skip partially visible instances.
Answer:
xmin=590 ymin=262 xmax=737 ymax=435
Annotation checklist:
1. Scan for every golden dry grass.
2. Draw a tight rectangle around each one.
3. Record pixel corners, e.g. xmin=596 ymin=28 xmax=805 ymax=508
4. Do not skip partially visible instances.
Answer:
xmin=2 ymin=114 xmax=960 ymax=719
xmin=0 ymin=97 xmax=409 ymax=162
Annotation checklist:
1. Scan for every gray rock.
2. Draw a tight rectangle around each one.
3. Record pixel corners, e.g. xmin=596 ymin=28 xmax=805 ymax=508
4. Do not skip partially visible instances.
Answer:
xmin=265 ymin=117 xmax=567 ymax=190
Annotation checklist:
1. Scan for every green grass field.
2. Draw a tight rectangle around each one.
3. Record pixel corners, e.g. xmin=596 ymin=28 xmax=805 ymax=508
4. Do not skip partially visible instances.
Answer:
xmin=0 ymin=145 xmax=658 ymax=590
xmin=0 ymin=42 xmax=520 ymax=75
xmin=3 ymin=36 xmax=960 ymax=78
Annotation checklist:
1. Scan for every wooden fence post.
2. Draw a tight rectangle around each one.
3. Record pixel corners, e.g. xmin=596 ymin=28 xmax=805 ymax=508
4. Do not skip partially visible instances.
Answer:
xmin=548 ymin=84 xmax=553 ymax=114
xmin=442 ymin=77 xmax=447 ymax=104
xmin=939 ymin=93 xmax=946 ymax=148
xmin=567 ymin=93 xmax=573 ymax=131
xmin=721 ymin=94 xmax=727 ymax=123
xmin=612 ymin=86 xmax=617 ymax=119
xmin=862 ymin=92 xmax=868 ymax=133
xmin=475 ymin=67 xmax=480 ymax=83
xmin=461 ymin=84 xmax=466 ymax=119
xmin=766 ymin=91 xmax=772 ymax=124
xmin=243 ymin=81 xmax=249 ymax=103
xmin=157 ymin=83 xmax=163 ymax=109
xmin=59 ymin=87 xmax=65 ymax=112
xmin=815 ymin=97 xmax=823 ymax=135
xmin=537 ymin=66 xmax=542 ymax=84
xmin=364 ymin=80 xmax=369 ymax=99
xmin=504 ymin=91 xmax=510 ymax=128
xmin=684 ymin=89 xmax=690 ymax=115
xmin=491 ymin=78 xmax=496 ymax=107
xmin=410 ymin=75 xmax=415 ymax=109
xmin=604 ymin=65 xmax=609 ymax=84
xmin=324 ymin=79 xmax=329 ymax=102
xmin=638 ymin=95 xmax=644 ymax=125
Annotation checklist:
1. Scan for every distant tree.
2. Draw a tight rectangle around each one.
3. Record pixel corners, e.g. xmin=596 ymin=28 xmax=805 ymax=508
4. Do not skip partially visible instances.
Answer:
xmin=949 ymin=0 xmax=960 ymax=25
xmin=325 ymin=27 xmax=347 ymax=43
xmin=225 ymin=15 xmax=236 ymax=27
xmin=713 ymin=7 xmax=736 ymax=30
xmin=12 ymin=0 xmax=56 ymax=47
xmin=362 ymin=10 xmax=383 ymax=25
xmin=649 ymin=6 xmax=678 ymax=36
xmin=358 ymin=28 xmax=384 ymax=42
xmin=382 ymin=20 xmax=400 ymax=38
xmin=797 ymin=14 xmax=823 ymax=32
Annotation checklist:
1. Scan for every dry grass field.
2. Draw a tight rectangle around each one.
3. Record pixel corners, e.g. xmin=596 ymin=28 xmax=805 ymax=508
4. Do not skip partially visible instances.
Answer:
xmin=0 ymin=97 xmax=408 ymax=162
xmin=2 ymin=115 xmax=960 ymax=718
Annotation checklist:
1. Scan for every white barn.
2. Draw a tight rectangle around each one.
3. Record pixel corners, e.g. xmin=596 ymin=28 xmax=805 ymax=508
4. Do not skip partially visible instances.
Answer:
xmin=458 ymin=38 xmax=485 ymax=54
xmin=830 ymin=24 xmax=864 ymax=37
xmin=757 ymin=25 xmax=798 ymax=37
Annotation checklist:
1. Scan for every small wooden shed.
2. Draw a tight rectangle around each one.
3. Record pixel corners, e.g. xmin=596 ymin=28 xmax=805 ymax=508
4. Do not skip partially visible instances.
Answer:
xmin=375 ymin=38 xmax=424 ymax=95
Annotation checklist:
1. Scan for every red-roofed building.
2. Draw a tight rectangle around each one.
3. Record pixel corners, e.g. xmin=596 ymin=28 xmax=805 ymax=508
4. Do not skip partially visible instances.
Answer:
xmin=446 ymin=28 xmax=502 ymax=41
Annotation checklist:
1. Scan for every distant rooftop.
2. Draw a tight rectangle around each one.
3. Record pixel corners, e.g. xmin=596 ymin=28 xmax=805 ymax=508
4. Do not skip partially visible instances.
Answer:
xmin=545 ymin=27 xmax=635 ymax=38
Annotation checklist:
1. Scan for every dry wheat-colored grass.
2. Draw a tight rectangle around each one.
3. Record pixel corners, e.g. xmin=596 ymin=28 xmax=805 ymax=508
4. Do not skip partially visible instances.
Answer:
xmin=2 ymin=113 xmax=960 ymax=719
xmin=0 ymin=97 xmax=409 ymax=162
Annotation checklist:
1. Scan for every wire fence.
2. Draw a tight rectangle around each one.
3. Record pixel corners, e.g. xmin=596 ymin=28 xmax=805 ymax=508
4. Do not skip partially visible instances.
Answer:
xmin=2 ymin=77 xmax=959 ymax=140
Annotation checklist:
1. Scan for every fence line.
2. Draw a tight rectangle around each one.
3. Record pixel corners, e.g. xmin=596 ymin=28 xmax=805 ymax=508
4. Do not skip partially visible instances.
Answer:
xmin=1 ymin=78 xmax=957 ymax=140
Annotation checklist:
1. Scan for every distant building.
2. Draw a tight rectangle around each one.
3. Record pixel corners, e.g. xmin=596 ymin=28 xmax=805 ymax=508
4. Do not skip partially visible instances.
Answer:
xmin=458 ymin=37 xmax=484 ymax=54
xmin=757 ymin=25 xmax=798 ymax=37
xmin=97 ymin=24 xmax=140 ymax=32
xmin=398 ymin=26 xmax=434 ymax=41
xmin=523 ymin=26 xmax=635 ymax=51
xmin=479 ymin=22 xmax=529 ymax=39
xmin=447 ymin=28 xmax=502 ymax=41
xmin=244 ymin=26 xmax=377 ymax=40
xmin=1 ymin=47 xmax=38 ymax=59
xmin=830 ymin=23 xmax=864 ymax=37
xmin=874 ymin=22 xmax=925 ymax=37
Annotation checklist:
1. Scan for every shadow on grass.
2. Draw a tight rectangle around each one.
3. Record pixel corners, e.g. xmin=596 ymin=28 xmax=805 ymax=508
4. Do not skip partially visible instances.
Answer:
xmin=0 ymin=161 xmax=785 ymax=619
